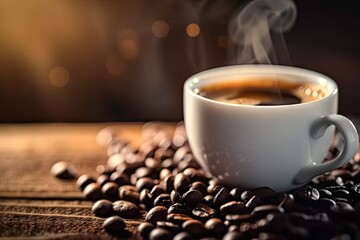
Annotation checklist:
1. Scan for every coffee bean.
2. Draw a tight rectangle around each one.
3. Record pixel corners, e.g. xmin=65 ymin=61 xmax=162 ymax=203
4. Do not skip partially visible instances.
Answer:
xmin=229 ymin=188 xmax=242 ymax=200
xmin=192 ymin=203 xmax=216 ymax=220
xmin=190 ymin=181 xmax=207 ymax=196
xmin=245 ymin=195 xmax=262 ymax=211
xmin=146 ymin=206 xmax=168 ymax=224
xmin=139 ymin=222 xmax=155 ymax=238
xmin=96 ymin=164 xmax=114 ymax=176
xmin=83 ymin=183 xmax=102 ymax=201
xmin=183 ymin=168 xmax=207 ymax=182
xmin=151 ymin=185 xmax=166 ymax=200
xmin=287 ymin=212 xmax=310 ymax=225
xmin=213 ymin=187 xmax=229 ymax=206
xmin=253 ymin=187 xmax=276 ymax=200
xmin=167 ymin=213 xmax=193 ymax=225
xmin=266 ymin=213 xmax=288 ymax=232
xmin=110 ymin=172 xmax=130 ymax=186
xmin=136 ymin=177 xmax=156 ymax=192
xmin=170 ymin=190 xmax=183 ymax=204
xmin=173 ymin=232 xmax=195 ymax=240
xmin=154 ymin=194 xmax=172 ymax=208
xmin=119 ymin=185 xmax=140 ymax=204
xmin=92 ymin=199 xmax=114 ymax=218
xmin=205 ymin=218 xmax=227 ymax=236
xmin=174 ymin=146 xmax=191 ymax=163
xmin=332 ymin=189 xmax=350 ymax=199
xmin=220 ymin=201 xmax=247 ymax=215
xmin=149 ymin=228 xmax=172 ymax=240
xmin=155 ymin=148 xmax=174 ymax=161
xmin=318 ymin=189 xmax=332 ymax=198
xmin=240 ymin=191 xmax=254 ymax=203
xmin=157 ymin=221 xmax=181 ymax=234
xmin=102 ymin=216 xmax=126 ymax=235
xmin=251 ymin=205 xmax=284 ymax=219
xmin=164 ymin=175 xmax=175 ymax=193
xmin=258 ymin=232 xmax=287 ymax=240
xmin=334 ymin=198 xmax=349 ymax=203
xmin=207 ymin=184 xmax=222 ymax=195
xmin=76 ymin=174 xmax=96 ymax=190
xmin=50 ymin=161 xmax=77 ymax=180
xmin=112 ymin=200 xmax=139 ymax=218
xmin=183 ymin=190 xmax=203 ymax=208
xmin=293 ymin=186 xmax=320 ymax=203
xmin=140 ymin=189 xmax=153 ymax=210
xmin=317 ymin=198 xmax=337 ymax=209
xmin=145 ymin=157 xmax=162 ymax=170
xmin=97 ymin=174 xmax=111 ymax=187
xmin=102 ymin=182 xmax=119 ymax=201
xmin=278 ymin=193 xmax=294 ymax=211
xmin=203 ymin=195 xmax=216 ymax=208
xmin=168 ymin=203 xmax=192 ymax=216
xmin=223 ymin=231 xmax=245 ymax=240
xmin=174 ymin=173 xmax=190 ymax=194
xmin=182 ymin=219 xmax=206 ymax=237
xmin=225 ymin=214 xmax=252 ymax=225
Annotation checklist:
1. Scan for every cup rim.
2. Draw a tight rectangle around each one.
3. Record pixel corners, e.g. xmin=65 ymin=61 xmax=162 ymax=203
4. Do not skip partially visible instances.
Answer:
xmin=184 ymin=64 xmax=338 ymax=109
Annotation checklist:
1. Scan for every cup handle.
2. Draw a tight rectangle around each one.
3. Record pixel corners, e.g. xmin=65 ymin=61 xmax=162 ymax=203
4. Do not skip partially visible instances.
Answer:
xmin=293 ymin=114 xmax=359 ymax=185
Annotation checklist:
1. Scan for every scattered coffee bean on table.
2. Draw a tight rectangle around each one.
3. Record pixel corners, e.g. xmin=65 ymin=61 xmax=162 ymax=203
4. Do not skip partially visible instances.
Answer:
xmin=50 ymin=161 xmax=78 ymax=180
xmin=52 ymin=123 xmax=360 ymax=239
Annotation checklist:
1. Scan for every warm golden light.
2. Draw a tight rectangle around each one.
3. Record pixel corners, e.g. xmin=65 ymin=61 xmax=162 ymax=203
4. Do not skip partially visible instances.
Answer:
xmin=218 ymin=35 xmax=229 ymax=48
xmin=152 ymin=20 xmax=169 ymax=38
xmin=106 ymin=54 xmax=125 ymax=75
xmin=49 ymin=66 xmax=69 ymax=88
xmin=186 ymin=23 xmax=200 ymax=38
xmin=118 ymin=39 xmax=139 ymax=60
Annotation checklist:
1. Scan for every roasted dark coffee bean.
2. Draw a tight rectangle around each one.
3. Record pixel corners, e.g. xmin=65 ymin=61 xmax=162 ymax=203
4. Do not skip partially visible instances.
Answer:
xmin=135 ymin=167 xmax=155 ymax=179
xmin=182 ymin=219 xmax=206 ymax=237
xmin=324 ymin=185 xmax=346 ymax=191
xmin=287 ymin=212 xmax=310 ymax=225
xmin=146 ymin=206 xmax=168 ymax=224
xmin=160 ymin=168 xmax=172 ymax=180
xmin=223 ymin=231 xmax=245 ymax=240
xmin=258 ymin=232 xmax=287 ymax=240
xmin=203 ymin=195 xmax=216 ymax=208
xmin=164 ymin=175 xmax=175 ymax=193
xmin=140 ymin=189 xmax=153 ymax=210
xmin=170 ymin=190 xmax=183 ymax=204
xmin=102 ymin=216 xmax=126 ymax=235
xmin=334 ymin=198 xmax=349 ymax=203
xmin=183 ymin=190 xmax=203 ymax=208
xmin=154 ymin=194 xmax=172 ymax=208
xmin=173 ymin=146 xmax=191 ymax=163
xmin=240 ymin=191 xmax=254 ymax=203
xmin=225 ymin=214 xmax=252 ymax=225
xmin=213 ymin=187 xmax=229 ymax=206
xmin=97 ymin=174 xmax=111 ymax=187
xmin=92 ymin=199 xmax=114 ymax=218
xmin=245 ymin=195 xmax=262 ymax=210
xmin=220 ymin=201 xmax=247 ymax=215
xmin=278 ymin=193 xmax=294 ymax=211
xmin=183 ymin=168 xmax=207 ymax=182
xmin=168 ymin=203 xmax=192 ymax=216
xmin=76 ymin=174 xmax=96 ymax=190
xmin=50 ymin=161 xmax=77 ymax=180
xmin=174 ymin=173 xmax=190 ymax=194
xmin=251 ymin=205 xmax=284 ymax=219
xmin=151 ymin=185 xmax=167 ymax=200
xmin=162 ymin=159 xmax=176 ymax=170
xmin=228 ymin=225 xmax=239 ymax=232
xmin=192 ymin=203 xmax=216 ymax=220
xmin=136 ymin=177 xmax=156 ymax=192
xmin=154 ymin=148 xmax=174 ymax=161
xmin=149 ymin=228 xmax=172 ymax=240
xmin=102 ymin=182 xmax=120 ymax=201
xmin=112 ymin=200 xmax=139 ymax=218
xmin=266 ymin=213 xmax=288 ymax=232
xmin=312 ymin=175 xmax=344 ymax=187
xmin=332 ymin=202 xmax=355 ymax=215
xmin=350 ymin=184 xmax=360 ymax=200
xmin=145 ymin=157 xmax=162 ymax=169
xmin=96 ymin=164 xmax=114 ymax=176
xmin=229 ymin=188 xmax=242 ymax=200
xmin=344 ymin=180 xmax=355 ymax=188
xmin=177 ymin=155 xmax=200 ymax=172
xmin=110 ymin=172 xmax=129 ymax=186
xmin=119 ymin=187 xmax=140 ymax=204
xmin=293 ymin=186 xmax=320 ymax=203
xmin=318 ymin=189 xmax=332 ymax=198
xmin=139 ymin=222 xmax=155 ymax=238
xmin=157 ymin=221 xmax=181 ymax=234
xmin=317 ymin=198 xmax=337 ymax=209
xmin=167 ymin=213 xmax=193 ymax=225
xmin=286 ymin=225 xmax=309 ymax=239
xmin=207 ymin=184 xmax=222 ymax=195
xmin=173 ymin=232 xmax=195 ymax=240
xmin=190 ymin=181 xmax=207 ymax=196
xmin=205 ymin=218 xmax=227 ymax=236
xmin=253 ymin=187 xmax=276 ymax=200
xmin=83 ymin=183 xmax=102 ymax=201
xmin=332 ymin=189 xmax=350 ymax=199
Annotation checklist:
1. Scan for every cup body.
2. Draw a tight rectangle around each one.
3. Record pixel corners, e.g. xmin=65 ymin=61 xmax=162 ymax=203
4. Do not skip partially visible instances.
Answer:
xmin=184 ymin=65 xmax=338 ymax=191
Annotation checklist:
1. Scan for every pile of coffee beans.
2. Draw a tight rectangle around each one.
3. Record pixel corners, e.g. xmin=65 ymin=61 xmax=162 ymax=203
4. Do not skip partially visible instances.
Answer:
xmin=54 ymin=123 xmax=360 ymax=239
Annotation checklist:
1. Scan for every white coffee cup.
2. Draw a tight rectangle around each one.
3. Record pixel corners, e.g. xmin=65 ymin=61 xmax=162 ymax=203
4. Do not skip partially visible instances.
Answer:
xmin=184 ymin=65 xmax=359 ymax=192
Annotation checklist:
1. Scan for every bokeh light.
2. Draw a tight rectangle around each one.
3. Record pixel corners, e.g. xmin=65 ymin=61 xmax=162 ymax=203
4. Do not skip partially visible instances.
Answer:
xmin=186 ymin=23 xmax=200 ymax=38
xmin=152 ymin=20 xmax=169 ymax=38
xmin=48 ymin=66 xmax=70 ymax=88
xmin=118 ymin=39 xmax=139 ymax=60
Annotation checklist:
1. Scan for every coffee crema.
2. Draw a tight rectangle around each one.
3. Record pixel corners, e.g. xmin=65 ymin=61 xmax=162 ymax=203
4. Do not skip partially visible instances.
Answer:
xmin=197 ymin=78 xmax=330 ymax=106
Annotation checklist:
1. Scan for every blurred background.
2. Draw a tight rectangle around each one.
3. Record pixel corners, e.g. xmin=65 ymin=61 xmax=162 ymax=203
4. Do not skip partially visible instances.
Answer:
xmin=0 ymin=0 xmax=359 ymax=123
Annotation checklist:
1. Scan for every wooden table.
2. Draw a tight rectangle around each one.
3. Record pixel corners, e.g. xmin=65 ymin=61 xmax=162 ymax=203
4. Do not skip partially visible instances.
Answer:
xmin=0 ymin=121 xmax=359 ymax=239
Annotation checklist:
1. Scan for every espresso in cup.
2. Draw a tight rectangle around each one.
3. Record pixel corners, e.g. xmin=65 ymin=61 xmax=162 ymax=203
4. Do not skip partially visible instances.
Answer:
xmin=197 ymin=78 xmax=330 ymax=106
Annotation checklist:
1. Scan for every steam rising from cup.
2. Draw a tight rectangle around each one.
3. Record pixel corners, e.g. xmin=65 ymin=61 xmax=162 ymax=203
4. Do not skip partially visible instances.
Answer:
xmin=228 ymin=0 xmax=297 ymax=65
